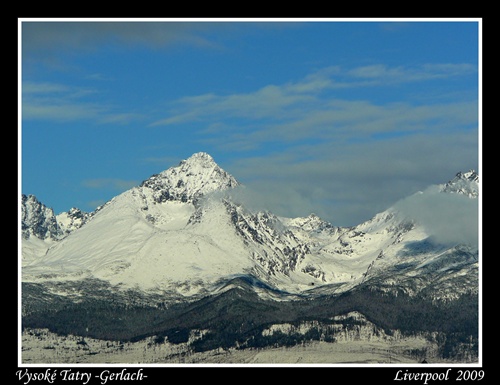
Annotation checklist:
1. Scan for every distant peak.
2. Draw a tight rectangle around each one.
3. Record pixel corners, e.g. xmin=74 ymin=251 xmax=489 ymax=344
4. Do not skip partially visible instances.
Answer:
xmin=456 ymin=170 xmax=478 ymax=182
xmin=21 ymin=194 xmax=61 ymax=240
xmin=192 ymin=152 xmax=213 ymax=160
xmin=447 ymin=169 xmax=479 ymax=185
xmin=180 ymin=152 xmax=216 ymax=167
xmin=441 ymin=170 xmax=479 ymax=198
xmin=141 ymin=152 xmax=238 ymax=204
xmin=288 ymin=213 xmax=334 ymax=232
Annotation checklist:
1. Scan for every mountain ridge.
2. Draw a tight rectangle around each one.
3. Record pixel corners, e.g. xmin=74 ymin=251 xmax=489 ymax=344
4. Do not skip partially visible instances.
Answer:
xmin=21 ymin=152 xmax=479 ymax=303
xmin=20 ymin=153 xmax=480 ymax=363
xmin=140 ymin=152 xmax=239 ymax=206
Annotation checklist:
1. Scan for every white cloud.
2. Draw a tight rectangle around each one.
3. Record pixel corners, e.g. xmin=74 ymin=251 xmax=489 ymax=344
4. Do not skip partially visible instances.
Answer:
xmin=394 ymin=186 xmax=479 ymax=246
xmin=221 ymin=184 xmax=323 ymax=221
xmin=150 ymin=81 xmax=318 ymax=127
xmin=225 ymin=130 xmax=478 ymax=227
xmin=151 ymin=63 xmax=477 ymax=144
xmin=347 ymin=63 xmax=477 ymax=83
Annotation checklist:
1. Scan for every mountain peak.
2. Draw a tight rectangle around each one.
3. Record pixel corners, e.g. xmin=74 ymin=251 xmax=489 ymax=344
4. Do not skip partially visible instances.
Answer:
xmin=180 ymin=152 xmax=215 ymax=167
xmin=441 ymin=169 xmax=479 ymax=198
xmin=21 ymin=194 xmax=61 ymax=240
xmin=287 ymin=213 xmax=335 ymax=233
xmin=456 ymin=170 xmax=478 ymax=182
xmin=141 ymin=152 xmax=239 ymax=204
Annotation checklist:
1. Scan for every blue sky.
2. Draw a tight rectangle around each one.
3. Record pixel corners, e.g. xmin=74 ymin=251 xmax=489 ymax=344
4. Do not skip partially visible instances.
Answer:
xmin=20 ymin=19 xmax=480 ymax=226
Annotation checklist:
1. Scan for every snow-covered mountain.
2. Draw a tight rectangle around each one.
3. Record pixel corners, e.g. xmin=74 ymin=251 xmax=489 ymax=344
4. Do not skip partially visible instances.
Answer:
xmin=21 ymin=194 xmax=61 ymax=241
xmin=20 ymin=153 xmax=480 ymax=364
xmin=21 ymin=194 xmax=95 ymax=263
xmin=21 ymin=194 xmax=61 ymax=264
xmin=440 ymin=169 xmax=479 ymax=197
xmin=57 ymin=207 xmax=95 ymax=237
xmin=140 ymin=151 xmax=239 ymax=205
xmin=21 ymin=153 xmax=479 ymax=302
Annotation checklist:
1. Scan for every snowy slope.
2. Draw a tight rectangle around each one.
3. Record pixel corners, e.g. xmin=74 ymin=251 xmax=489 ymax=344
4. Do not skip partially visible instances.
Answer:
xmin=21 ymin=194 xmax=61 ymax=264
xmin=56 ymin=208 xmax=95 ymax=237
xmin=21 ymin=154 xmax=479 ymax=301
xmin=21 ymin=194 xmax=97 ymax=263
xmin=22 ymin=153 xmax=250 ymax=295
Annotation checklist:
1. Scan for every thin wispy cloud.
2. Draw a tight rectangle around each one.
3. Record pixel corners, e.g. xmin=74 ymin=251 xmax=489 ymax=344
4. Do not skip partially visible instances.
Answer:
xmin=22 ymin=82 xmax=72 ymax=94
xmin=152 ymin=63 xmax=476 ymax=128
xmin=23 ymin=103 xmax=101 ymax=122
xmin=149 ymin=63 xmax=477 ymax=157
xmin=23 ymin=81 xmax=103 ymax=122
xmin=149 ymin=66 xmax=343 ymax=127
xmin=22 ymin=21 xmax=228 ymax=57
xmin=150 ymin=85 xmax=317 ymax=127
xmin=22 ymin=81 xmax=143 ymax=124
xmin=85 ymin=73 xmax=113 ymax=81
xmin=347 ymin=63 xmax=476 ymax=83
xmin=142 ymin=156 xmax=186 ymax=166
xmin=82 ymin=178 xmax=139 ymax=191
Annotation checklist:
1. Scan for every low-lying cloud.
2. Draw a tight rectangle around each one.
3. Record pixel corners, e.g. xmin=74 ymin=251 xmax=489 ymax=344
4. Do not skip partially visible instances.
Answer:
xmin=393 ymin=185 xmax=479 ymax=246
xmin=224 ymin=184 xmax=323 ymax=220
xmin=82 ymin=178 xmax=139 ymax=191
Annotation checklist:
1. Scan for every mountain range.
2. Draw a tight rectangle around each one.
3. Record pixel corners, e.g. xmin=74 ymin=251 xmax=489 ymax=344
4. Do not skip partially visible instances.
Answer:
xmin=20 ymin=152 xmax=480 ymax=363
